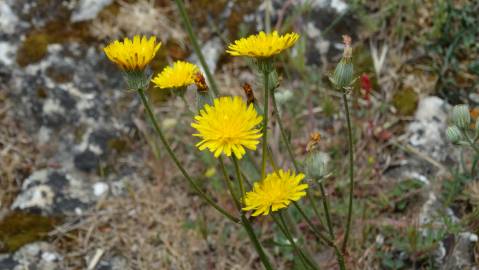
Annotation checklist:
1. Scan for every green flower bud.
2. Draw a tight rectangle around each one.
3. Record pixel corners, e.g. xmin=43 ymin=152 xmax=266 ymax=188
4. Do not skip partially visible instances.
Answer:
xmin=446 ymin=126 xmax=462 ymax=143
xmin=124 ymin=70 xmax=150 ymax=90
xmin=304 ymin=152 xmax=329 ymax=180
xmin=330 ymin=58 xmax=354 ymax=90
xmin=452 ymin=105 xmax=470 ymax=129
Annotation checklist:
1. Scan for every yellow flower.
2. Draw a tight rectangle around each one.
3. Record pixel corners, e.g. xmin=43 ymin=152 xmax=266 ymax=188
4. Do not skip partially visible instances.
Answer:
xmin=243 ymin=170 xmax=308 ymax=216
xmin=191 ymin=96 xmax=263 ymax=159
xmin=226 ymin=31 xmax=300 ymax=58
xmin=152 ymin=61 xmax=200 ymax=89
xmin=103 ymin=35 xmax=161 ymax=71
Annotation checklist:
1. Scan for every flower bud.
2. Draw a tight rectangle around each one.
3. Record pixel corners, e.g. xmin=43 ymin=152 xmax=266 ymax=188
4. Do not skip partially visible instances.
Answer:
xmin=330 ymin=35 xmax=354 ymax=90
xmin=124 ymin=70 xmax=150 ymax=90
xmin=195 ymin=73 xmax=212 ymax=111
xmin=446 ymin=126 xmax=462 ymax=143
xmin=451 ymin=105 xmax=470 ymax=129
xmin=304 ymin=151 xmax=330 ymax=180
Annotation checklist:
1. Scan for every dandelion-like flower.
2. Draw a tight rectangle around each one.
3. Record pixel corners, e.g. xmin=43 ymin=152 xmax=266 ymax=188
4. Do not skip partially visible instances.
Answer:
xmin=152 ymin=61 xmax=200 ymax=89
xmin=243 ymin=170 xmax=308 ymax=216
xmin=103 ymin=35 xmax=161 ymax=71
xmin=191 ymin=96 xmax=263 ymax=159
xmin=226 ymin=31 xmax=300 ymax=58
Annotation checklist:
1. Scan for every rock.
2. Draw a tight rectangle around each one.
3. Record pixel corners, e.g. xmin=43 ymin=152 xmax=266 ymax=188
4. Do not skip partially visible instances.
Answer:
xmin=407 ymin=96 xmax=449 ymax=161
xmin=93 ymin=182 xmax=109 ymax=197
xmin=0 ymin=1 xmax=19 ymax=34
xmin=71 ymin=0 xmax=113 ymax=22
xmin=0 ymin=242 xmax=61 ymax=270
xmin=11 ymin=170 xmax=94 ymax=215
xmin=190 ymin=37 xmax=223 ymax=75
xmin=441 ymin=232 xmax=478 ymax=270
xmin=74 ymin=150 xmax=100 ymax=172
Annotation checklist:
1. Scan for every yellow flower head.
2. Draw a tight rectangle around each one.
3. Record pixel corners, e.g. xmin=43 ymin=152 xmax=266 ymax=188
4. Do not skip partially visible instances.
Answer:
xmin=191 ymin=96 xmax=263 ymax=159
xmin=103 ymin=35 xmax=161 ymax=71
xmin=226 ymin=31 xmax=300 ymax=58
xmin=243 ymin=170 xmax=308 ymax=216
xmin=151 ymin=61 xmax=199 ymax=89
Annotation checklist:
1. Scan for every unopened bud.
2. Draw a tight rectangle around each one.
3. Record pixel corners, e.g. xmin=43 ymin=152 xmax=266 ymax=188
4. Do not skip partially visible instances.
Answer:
xmin=452 ymin=105 xmax=470 ymax=129
xmin=124 ymin=70 xmax=150 ymax=90
xmin=446 ymin=126 xmax=462 ymax=143
xmin=330 ymin=35 xmax=354 ymax=90
xmin=304 ymin=151 xmax=329 ymax=180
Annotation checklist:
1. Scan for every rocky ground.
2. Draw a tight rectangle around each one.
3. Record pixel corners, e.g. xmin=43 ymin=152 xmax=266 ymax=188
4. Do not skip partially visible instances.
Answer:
xmin=0 ymin=0 xmax=477 ymax=269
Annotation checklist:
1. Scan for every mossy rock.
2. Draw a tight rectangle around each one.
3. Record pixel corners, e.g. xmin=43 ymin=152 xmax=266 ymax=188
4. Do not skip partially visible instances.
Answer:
xmin=392 ymin=87 xmax=419 ymax=116
xmin=0 ymin=211 xmax=62 ymax=253
xmin=16 ymin=34 xmax=49 ymax=67
xmin=16 ymin=15 xmax=95 ymax=67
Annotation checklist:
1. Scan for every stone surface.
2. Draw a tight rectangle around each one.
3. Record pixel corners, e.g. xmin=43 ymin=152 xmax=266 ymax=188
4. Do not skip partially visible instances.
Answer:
xmin=71 ymin=0 xmax=113 ymax=22
xmin=0 ymin=242 xmax=61 ymax=270
xmin=387 ymin=96 xmax=477 ymax=269
xmin=11 ymin=170 xmax=93 ymax=215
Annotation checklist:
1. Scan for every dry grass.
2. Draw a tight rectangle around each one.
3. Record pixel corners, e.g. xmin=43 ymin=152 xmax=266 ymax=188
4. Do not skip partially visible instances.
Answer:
xmin=0 ymin=88 xmax=39 ymax=211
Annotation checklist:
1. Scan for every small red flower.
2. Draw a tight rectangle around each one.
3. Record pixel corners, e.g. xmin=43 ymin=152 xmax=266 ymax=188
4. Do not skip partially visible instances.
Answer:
xmin=360 ymin=73 xmax=372 ymax=102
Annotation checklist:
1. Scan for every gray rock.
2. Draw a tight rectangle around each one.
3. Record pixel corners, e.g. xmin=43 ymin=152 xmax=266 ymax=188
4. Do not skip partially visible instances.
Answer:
xmin=0 ymin=242 xmax=62 ymax=270
xmin=11 ymin=170 xmax=93 ymax=215
xmin=407 ymin=96 xmax=450 ymax=162
xmin=71 ymin=0 xmax=113 ymax=22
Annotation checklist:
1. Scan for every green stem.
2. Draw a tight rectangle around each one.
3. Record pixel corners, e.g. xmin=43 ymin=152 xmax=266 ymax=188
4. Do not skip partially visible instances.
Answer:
xmin=270 ymin=89 xmax=299 ymax=170
xmin=270 ymin=85 xmax=325 ymax=227
xmin=138 ymin=89 xmax=238 ymax=223
xmin=232 ymin=156 xmax=246 ymax=202
xmin=319 ymin=182 xmax=335 ymax=239
xmin=241 ymin=214 xmax=274 ymax=270
xmin=273 ymin=212 xmax=319 ymax=270
xmin=218 ymin=157 xmax=241 ymax=210
xmin=464 ymin=130 xmax=479 ymax=155
xmin=341 ymin=92 xmax=354 ymax=253
xmin=295 ymin=202 xmax=347 ymax=270
xmin=293 ymin=202 xmax=332 ymax=246
xmin=173 ymin=0 xmax=219 ymax=96
xmin=261 ymin=69 xmax=270 ymax=180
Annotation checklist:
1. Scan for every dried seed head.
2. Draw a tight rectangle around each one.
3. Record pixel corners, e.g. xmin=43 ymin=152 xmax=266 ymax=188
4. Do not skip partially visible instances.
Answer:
xmin=242 ymin=82 xmax=255 ymax=105
xmin=194 ymin=72 xmax=208 ymax=93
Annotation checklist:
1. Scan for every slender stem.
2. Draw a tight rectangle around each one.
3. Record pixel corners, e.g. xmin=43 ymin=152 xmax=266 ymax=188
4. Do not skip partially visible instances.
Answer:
xmin=270 ymin=85 xmax=325 ymax=227
xmin=273 ymin=213 xmax=319 ymax=270
xmin=173 ymin=0 xmax=219 ymax=96
xmin=223 ymin=157 xmax=273 ymax=270
xmin=295 ymin=203 xmax=347 ymax=270
xmin=261 ymin=69 xmax=270 ymax=180
xmin=293 ymin=202 xmax=332 ymax=246
xmin=341 ymin=92 xmax=354 ymax=253
xmin=218 ymin=157 xmax=241 ymax=210
xmin=319 ymin=182 xmax=335 ymax=239
xmin=464 ymin=130 xmax=479 ymax=155
xmin=265 ymin=0 xmax=271 ymax=33
xmin=270 ymin=90 xmax=300 ymax=170
xmin=241 ymin=214 xmax=274 ymax=270
xmin=232 ymin=156 xmax=246 ymax=202
xmin=138 ymin=89 xmax=238 ymax=223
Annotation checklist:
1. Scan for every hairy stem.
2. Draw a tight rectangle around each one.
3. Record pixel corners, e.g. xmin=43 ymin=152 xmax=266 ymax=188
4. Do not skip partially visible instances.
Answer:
xmin=341 ymin=92 xmax=354 ymax=253
xmin=138 ymin=89 xmax=237 ymax=223
xmin=173 ymin=0 xmax=219 ymax=96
